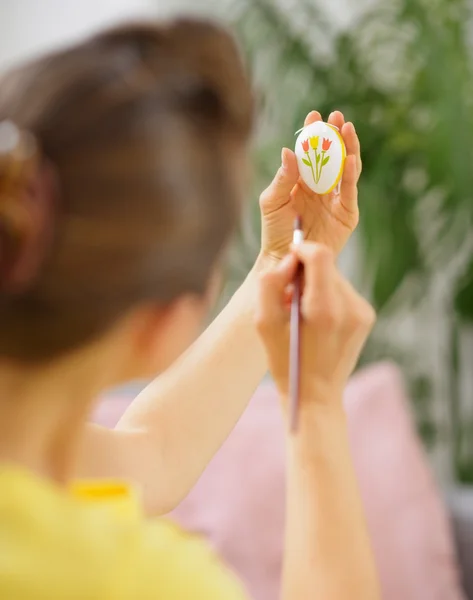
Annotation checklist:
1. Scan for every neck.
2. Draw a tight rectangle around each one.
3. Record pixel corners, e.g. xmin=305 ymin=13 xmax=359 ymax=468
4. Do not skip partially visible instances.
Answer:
xmin=0 ymin=348 xmax=114 ymax=485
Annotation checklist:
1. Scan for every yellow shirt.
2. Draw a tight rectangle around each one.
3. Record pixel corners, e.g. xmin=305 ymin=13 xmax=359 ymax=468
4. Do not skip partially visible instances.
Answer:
xmin=0 ymin=468 xmax=248 ymax=599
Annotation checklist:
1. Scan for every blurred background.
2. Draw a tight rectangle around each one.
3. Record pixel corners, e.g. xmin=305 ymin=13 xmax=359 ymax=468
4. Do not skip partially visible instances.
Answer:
xmin=1 ymin=0 xmax=473 ymax=488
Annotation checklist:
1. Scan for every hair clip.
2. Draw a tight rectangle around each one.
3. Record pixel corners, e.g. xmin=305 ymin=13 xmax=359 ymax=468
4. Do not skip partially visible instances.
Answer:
xmin=0 ymin=120 xmax=38 ymax=196
xmin=0 ymin=120 xmax=58 ymax=295
xmin=0 ymin=120 xmax=21 ymax=154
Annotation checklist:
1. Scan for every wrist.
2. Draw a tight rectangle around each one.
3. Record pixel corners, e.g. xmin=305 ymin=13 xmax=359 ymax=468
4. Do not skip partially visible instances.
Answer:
xmin=282 ymin=382 xmax=346 ymax=439
xmin=253 ymin=252 xmax=281 ymax=274
xmin=287 ymin=401 xmax=348 ymax=462
xmin=239 ymin=253 xmax=279 ymax=309
xmin=284 ymin=379 xmax=345 ymax=412
xmin=288 ymin=390 xmax=346 ymax=427
xmin=277 ymin=378 xmax=345 ymax=416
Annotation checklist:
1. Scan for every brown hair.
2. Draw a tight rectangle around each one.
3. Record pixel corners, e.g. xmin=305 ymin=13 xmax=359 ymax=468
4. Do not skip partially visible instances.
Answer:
xmin=0 ymin=20 xmax=253 ymax=362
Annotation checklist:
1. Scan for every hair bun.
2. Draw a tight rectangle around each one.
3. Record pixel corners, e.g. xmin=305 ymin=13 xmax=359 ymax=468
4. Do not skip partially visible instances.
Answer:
xmin=0 ymin=121 xmax=57 ymax=295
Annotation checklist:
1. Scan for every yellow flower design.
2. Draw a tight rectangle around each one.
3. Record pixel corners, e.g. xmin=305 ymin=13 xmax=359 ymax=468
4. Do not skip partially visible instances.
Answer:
xmin=309 ymin=136 xmax=319 ymax=150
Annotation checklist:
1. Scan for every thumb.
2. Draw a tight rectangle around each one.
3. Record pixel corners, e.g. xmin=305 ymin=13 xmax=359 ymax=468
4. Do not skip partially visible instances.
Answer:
xmin=259 ymin=148 xmax=299 ymax=214
xmin=256 ymin=253 xmax=298 ymax=326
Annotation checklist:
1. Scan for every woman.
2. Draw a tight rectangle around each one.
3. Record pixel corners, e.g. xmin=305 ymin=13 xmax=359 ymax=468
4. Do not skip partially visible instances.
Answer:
xmin=74 ymin=54 xmax=363 ymax=519
xmin=0 ymin=19 xmax=378 ymax=599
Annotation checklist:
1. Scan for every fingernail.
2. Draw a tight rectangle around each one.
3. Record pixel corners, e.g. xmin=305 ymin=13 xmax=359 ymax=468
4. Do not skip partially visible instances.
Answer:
xmin=281 ymin=148 xmax=289 ymax=171
xmin=328 ymin=111 xmax=335 ymax=120
xmin=279 ymin=253 xmax=295 ymax=271
xmin=280 ymin=254 xmax=292 ymax=267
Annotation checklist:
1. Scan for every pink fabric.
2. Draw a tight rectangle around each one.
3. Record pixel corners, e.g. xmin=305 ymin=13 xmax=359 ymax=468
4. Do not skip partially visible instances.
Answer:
xmin=92 ymin=363 xmax=465 ymax=600
xmin=344 ymin=363 xmax=464 ymax=600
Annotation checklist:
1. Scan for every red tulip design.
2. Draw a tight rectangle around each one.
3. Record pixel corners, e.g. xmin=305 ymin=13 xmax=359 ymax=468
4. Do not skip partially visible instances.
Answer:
xmin=301 ymin=138 xmax=316 ymax=183
xmin=322 ymin=138 xmax=332 ymax=151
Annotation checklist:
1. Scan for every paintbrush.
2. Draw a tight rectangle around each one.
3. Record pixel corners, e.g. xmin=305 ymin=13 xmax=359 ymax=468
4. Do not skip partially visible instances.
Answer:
xmin=289 ymin=215 xmax=303 ymax=432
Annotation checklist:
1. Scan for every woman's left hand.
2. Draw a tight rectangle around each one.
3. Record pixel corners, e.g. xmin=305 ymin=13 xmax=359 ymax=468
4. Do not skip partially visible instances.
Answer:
xmin=258 ymin=110 xmax=362 ymax=266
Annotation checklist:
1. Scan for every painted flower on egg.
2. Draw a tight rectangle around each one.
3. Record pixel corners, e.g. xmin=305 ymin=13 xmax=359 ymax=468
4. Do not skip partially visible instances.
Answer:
xmin=322 ymin=138 xmax=332 ymax=152
xmin=295 ymin=121 xmax=346 ymax=195
xmin=300 ymin=134 xmax=332 ymax=185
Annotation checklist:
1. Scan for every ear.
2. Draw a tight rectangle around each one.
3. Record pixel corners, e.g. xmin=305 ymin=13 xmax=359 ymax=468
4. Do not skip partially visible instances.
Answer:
xmin=125 ymin=294 xmax=209 ymax=379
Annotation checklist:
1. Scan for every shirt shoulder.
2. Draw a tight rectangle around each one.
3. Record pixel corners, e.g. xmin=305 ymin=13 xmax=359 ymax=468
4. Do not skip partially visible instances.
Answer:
xmin=0 ymin=469 xmax=248 ymax=600
xmin=137 ymin=519 xmax=248 ymax=600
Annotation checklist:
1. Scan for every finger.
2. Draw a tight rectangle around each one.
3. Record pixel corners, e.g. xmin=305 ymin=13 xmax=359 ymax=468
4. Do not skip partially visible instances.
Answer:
xmin=283 ymin=275 xmax=307 ymax=307
xmin=283 ymin=283 xmax=294 ymax=310
xmin=290 ymin=242 xmax=336 ymax=314
xmin=341 ymin=121 xmax=361 ymax=177
xmin=327 ymin=110 xmax=345 ymax=131
xmin=291 ymin=177 xmax=313 ymax=203
xmin=339 ymin=155 xmax=359 ymax=215
xmin=259 ymin=148 xmax=299 ymax=214
xmin=257 ymin=254 xmax=298 ymax=325
xmin=304 ymin=110 xmax=322 ymax=126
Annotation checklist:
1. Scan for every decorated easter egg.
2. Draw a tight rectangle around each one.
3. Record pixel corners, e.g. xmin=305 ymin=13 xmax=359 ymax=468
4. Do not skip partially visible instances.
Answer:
xmin=295 ymin=121 xmax=346 ymax=195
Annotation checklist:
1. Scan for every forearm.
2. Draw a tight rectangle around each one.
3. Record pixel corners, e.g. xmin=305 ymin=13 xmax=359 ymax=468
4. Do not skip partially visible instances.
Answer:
xmin=282 ymin=397 xmax=379 ymax=600
xmin=88 ymin=263 xmax=267 ymax=514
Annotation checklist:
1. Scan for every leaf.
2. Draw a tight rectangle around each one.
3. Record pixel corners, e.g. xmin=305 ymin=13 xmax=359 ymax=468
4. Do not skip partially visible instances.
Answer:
xmin=316 ymin=154 xmax=321 ymax=164
xmin=322 ymin=156 xmax=330 ymax=166
xmin=302 ymin=158 xmax=311 ymax=166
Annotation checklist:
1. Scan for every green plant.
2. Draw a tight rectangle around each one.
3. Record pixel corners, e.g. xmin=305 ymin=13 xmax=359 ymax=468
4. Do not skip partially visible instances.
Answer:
xmin=222 ymin=0 xmax=473 ymax=481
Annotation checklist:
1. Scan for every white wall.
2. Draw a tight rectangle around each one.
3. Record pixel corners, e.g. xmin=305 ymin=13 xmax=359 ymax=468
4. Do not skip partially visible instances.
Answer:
xmin=0 ymin=0 xmax=378 ymax=70
xmin=0 ymin=0 xmax=168 ymax=69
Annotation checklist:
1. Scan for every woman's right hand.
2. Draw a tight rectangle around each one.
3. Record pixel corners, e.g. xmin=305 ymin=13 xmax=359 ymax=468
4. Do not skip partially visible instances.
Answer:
xmin=255 ymin=242 xmax=376 ymax=409
xmin=259 ymin=243 xmax=381 ymax=600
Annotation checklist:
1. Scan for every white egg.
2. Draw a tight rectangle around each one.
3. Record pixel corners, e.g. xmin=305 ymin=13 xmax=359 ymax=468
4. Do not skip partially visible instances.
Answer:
xmin=294 ymin=121 xmax=346 ymax=195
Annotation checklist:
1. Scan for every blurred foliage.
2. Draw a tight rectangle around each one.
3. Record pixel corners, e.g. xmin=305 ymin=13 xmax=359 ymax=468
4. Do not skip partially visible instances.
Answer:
xmin=224 ymin=0 xmax=473 ymax=481
xmin=230 ymin=0 xmax=473 ymax=309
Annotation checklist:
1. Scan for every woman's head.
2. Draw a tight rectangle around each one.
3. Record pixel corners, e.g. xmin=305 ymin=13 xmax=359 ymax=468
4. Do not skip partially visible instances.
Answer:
xmin=0 ymin=20 xmax=253 ymax=376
